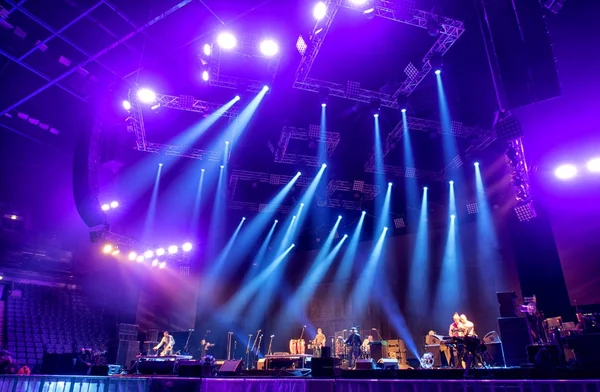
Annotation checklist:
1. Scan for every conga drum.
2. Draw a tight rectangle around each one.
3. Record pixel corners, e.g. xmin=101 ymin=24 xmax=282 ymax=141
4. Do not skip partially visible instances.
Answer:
xmin=289 ymin=339 xmax=298 ymax=354
xmin=298 ymin=340 xmax=305 ymax=354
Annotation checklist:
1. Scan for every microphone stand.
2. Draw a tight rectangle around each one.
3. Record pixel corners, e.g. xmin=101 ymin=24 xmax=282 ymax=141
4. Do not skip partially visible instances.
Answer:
xmin=250 ymin=330 xmax=261 ymax=369
xmin=227 ymin=332 xmax=233 ymax=360
xmin=372 ymin=328 xmax=384 ymax=341
xmin=256 ymin=334 xmax=264 ymax=358
xmin=233 ymin=341 xmax=237 ymax=360
xmin=245 ymin=334 xmax=252 ymax=370
xmin=183 ymin=329 xmax=194 ymax=355
xmin=267 ymin=336 xmax=274 ymax=356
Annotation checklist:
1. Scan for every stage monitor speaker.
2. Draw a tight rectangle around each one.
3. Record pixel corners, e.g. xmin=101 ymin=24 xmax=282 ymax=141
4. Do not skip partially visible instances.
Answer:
xmin=485 ymin=342 xmax=505 ymax=367
xmin=178 ymin=361 xmax=215 ymax=377
xmin=498 ymin=317 xmax=532 ymax=366
xmin=218 ymin=359 xmax=242 ymax=375
xmin=90 ymin=365 xmax=121 ymax=376
xmin=137 ymin=360 xmax=175 ymax=375
xmin=256 ymin=359 xmax=266 ymax=370
xmin=355 ymin=359 xmax=375 ymax=370
xmin=377 ymin=358 xmax=398 ymax=370
xmin=311 ymin=357 xmax=340 ymax=378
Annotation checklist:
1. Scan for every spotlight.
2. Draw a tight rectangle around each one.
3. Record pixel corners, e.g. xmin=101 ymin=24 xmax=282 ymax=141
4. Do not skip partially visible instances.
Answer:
xmin=111 ymin=249 xmax=120 ymax=256
xmin=151 ymin=259 xmax=159 ymax=267
xmin=322 ymin=163 xmax=327 ymax=168
xmin=136 ymin=255 xmax=145 ymax=263
xmin=217 ymin=32 xmax=237 ymax=50
xmin=383 ymin=227 xmax=388 ymax=231
xmin=449 ymin=180 xmax=454 ymax=185
xmin=388 ymin=182 xmax=393 ymax=186
xmin=137 ymin=88 xmax=156 ymax=103
xmin=242 ymin=217 xmax=246 ymax=221
xmin=293 ymin=216 xmax=296 ymax=219
xmin=220 ymin=165 xmax=224 ymax=169
xmin=424 ymin=186 xmax=428 ymax=191
xmin=259 ymin=39 xmax=279 ymax=57
xmin=349 ymin=0 xmax=368 ymax=5
xmin=202 ymin=70 xmax=209 ymax=81
xmin=122 ymin=100 xmax=131 ymax=110
xmin=343 ymin=234 xmax=348 ymax=238
xmin=159 ymin=262 xmax=166 ymax=269
xmin=101 ymin=204 xmax=110 ymax=211
xmin=168 ymin=245 xmax=178 ymax=254
xmin=554 ymin=164 xmax=577 ymax=180
xmin=102 ymin=244 xmax=113 ymax=254
xmin=300 ymin=203 xmax=305 ymax=207
xmin=474 ymin=162 xmax=480 ymax=167
xmin=275 ymin=219 xmax=278 ymax=223
xmin=338 ymin=215 xmax=342 ymax=219
xmin=587 ymin=158 xmax=600 ymax=172
xmin=225 ymin=141 xmax=230 ymax=144
xmin=291 ymin=244 xmax=295 ymax=247
xmin=159 ymin=163 xmax=163 ymax=167
xmin=235 ymin=95 xmax=241 ymax=100
xmin=401 ymin=108 xmax=407 ymax=113
xmin=362 ymin=211 xmax=366 ymax=215
xmin=203 ymin=43 xmax=211 ymax=56
xmin=110 ymin=201 xmax=119 ymax=209
xmin=128 ymin=252 xmax=137 ymax=261
xmin=144 ymin=250 xmax=154 ymax=258
xmin=201 ymin=169 xmax=205 ymax=172
xmin=451 ymin=214 xmax=456 ymax=219
xmin=156 ymin=248 xmax=165 ymax=256
xmin=313 ymin=1 xmax=327 ymax=20
xmin=374 ymin=113 xmax=379 ymax=118
xmin=10 ymin=215 xmax=17 ymax=220
xmin=435 ymin=69 xmax=441 ymax=75
xmin=182 ymin=242 xmax=193 ymax=252
xmin=263 ymin=85 xmax=270 ymax=91
xmin=297 ymin=172 xmax=301 ymax=176
xmin=322 ymin=103 xmax=327 ymax=107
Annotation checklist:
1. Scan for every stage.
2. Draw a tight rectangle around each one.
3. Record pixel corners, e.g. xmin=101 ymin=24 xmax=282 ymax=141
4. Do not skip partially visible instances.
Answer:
xmin=1 ymin=370 xmax=600 ymax=392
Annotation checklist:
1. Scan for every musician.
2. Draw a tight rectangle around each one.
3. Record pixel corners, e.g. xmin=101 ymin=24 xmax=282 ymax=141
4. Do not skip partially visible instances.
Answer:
xmin=312 ymin=328 xmax=326 ymax=358
xmin=459 ymin=314 xmax=476 ymax=337
xmin=449 ymin=313 xmax=463 ymax=337
xmin=575 ymin=313 xmax=585 ymax=332
xmin=200 ymin=339 xmax=214 ymax=357
xmin=75 ymin=348 xmax=92 ymax=374
xmin=361 ymin=335 xmax=374 ymax=359
xmin=345 ymin=327 xmax=362 ymax=369
xmin=154 ymin=331 xmax=175 ymax=356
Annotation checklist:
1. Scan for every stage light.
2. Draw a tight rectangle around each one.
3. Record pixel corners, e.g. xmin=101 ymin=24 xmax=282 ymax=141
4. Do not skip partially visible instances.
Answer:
xmin=313 ymin=2 xmax=327 ymax=20
xmin=144 ymin=250 xmax=154 ymax=258
xmin=259 ymin=39 xmax=279 ymax=57
xmin=220 ymin=165 xmax=224 ymax=169
xmin=182 ymin=242 xmax=194 ymax=252
xmin=291 ymin=243 xmax=295 ymax=247
xmin=156 ymin=248 xmax=165 ymax=256
xmin=128 ymin=252 xmax=137 ymax=261
xmin=110 ymin=201 xmax=119 ymax=209
xmin=10 ymin=215 xmax=17 ymax=220
xmin=349 ymin=0 xmax=368 ymax=5
xmin=275 ymin=219 xmax=278 ymax=223
xmin=435 ymin=69 xmax=441 ymax=75
xmin=300 ymin=203 xmax=305 ymax=207
xmin=374 ymin=113 xmax=379 ymax=118
xmin=388 ymin=182 xmax=393 ymax=186
xmin=263 ymin=85 xmax=270 ymax=91
xmin=451 ymin=214 xmax=456 ymax=219
xmin=111 ymin=249 xmax=120 ymax=256
xmin=474 ymin=162 xmax=480 ymax=167
xmin=203 ymin=43 xmax=211 ymax=56
xmin=217 ymin=32 xmax=237 ymax=50
xmin=151 ymin=259 xmax=159 ymax=267
xmin=383 ymin=227 xmax=388 ymax=231
xmin=235 ymin=95 xmax=241 ymax=100
xmin=137 ymin=88 xmax=156 ymax=103
xmin=159 ymin=163 xmax=163 ymax=167
xmin=102 ymin=244 xmax=113 ymax=254
xmin=449 ymin=180 xmax=454 ymax=185
xmin=168 ymin=245 xmax=178 ymax=254
xmin=401 ymin=108 xmax=406 ymax=113
xmin=202 ymin=70 xmax=209 ymax=81
xmin=122 ymin=100 xmax=131 ymax=110
xmin=136 ymin=255 xmax=145 ymax=263
xmin=424 ymin=186 xmax=428 ymax=191
xmin=587 ymin=158 xmax=600 ymax=172
xmin=242 ymin=217 xmax=246 ymax=221
xmin=159 ymin=262 xmax=166 ymax=269
xmin=225 ymin=141 xmax=230 ymax=145
xmin=297 ymin=172 xmax=301 ymax=176
xmin=201 ymin=169 xmax=205 ymax=172
xmin=338 ymin=215 xmax=342 ymax=219
xmin=555 ymin=164 xmax=577 ymax=180
xmin=322 ymin=163 xmax=327 ymax=168
xmin=101 ymin=204 xmax=110 ymax=211
xmin=362 ymin=211 xmax=366 ymax=215
xmin=343 ymin=234 xmax=348 ymax=238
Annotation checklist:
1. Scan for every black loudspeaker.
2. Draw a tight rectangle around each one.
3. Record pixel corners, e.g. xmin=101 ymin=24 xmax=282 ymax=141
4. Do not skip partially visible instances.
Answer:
xmin=218 ymin=359 xmax=242 ymax=374
xmin=424 ymin=345 xmax=442 ymax=367
xmin=527 ymin=344 xmax=562 ymax=368
xmin=137 ymin=360 xmax=175 ymax=375
xmin=485 ymin=342 xmax=505 ymax=367
xmin=321 ymin=346 xmax=331 ymax=358
xmin=311 ymin=357 xmax=340 ymax=377
xmin=355 ymin=359 xmax=375 ymax=370
xmin=116 ymin=340 xmax=140 ymax=369
xmin=480 ymin=0 xmax=560 ymax=109
xmin=90 ymin=366 xmax=108 ymax=376
xmin=377 ymin=358 xmax=399 ymax=370
xmin=498 ymin=317 xmax=532 ymax=366
xmin=497 ymin=291 xmax=517 ymax=318
xmin=178 ymin=361 xmax=215 ymax=377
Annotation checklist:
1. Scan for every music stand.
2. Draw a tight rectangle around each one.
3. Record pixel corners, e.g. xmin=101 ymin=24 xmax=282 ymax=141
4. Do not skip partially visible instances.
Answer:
xmin=368 ymin=341 xmax=388 ymax=362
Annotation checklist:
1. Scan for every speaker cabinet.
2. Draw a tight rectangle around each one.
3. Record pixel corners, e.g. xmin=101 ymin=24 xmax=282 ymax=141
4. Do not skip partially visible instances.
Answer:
xmin=256 ymin=359 xmax=266 ymax=370
xmin=498 ymin=317 xmax=532 ymax=366
xmin=527 ymin=344 xmax=562 ymax=367
xmin=377 ymin=358 xmax=398 ymax=370
xmin=218 ymin=359 xmax=243 ymax=375
xmin=354 ymin=359 xmax=375 ymax=370
xmin=485 ymin=342 xmax=505 ymax=367
xmin=136 ymin=360 xmax=175 ymax=375
xmin=311 ymin=357 xmax=340 ymax=377
xmin=424 ymin=345 xmax=443 ymax=367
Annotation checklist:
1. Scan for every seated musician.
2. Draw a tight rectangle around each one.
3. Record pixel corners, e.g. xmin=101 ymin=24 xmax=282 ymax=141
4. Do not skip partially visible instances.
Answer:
xmin=345 ymin=327 xmax=362 ymax=369
xmin=361 ymin=335 xmax=374 ymax=358
xmin=313 ymin=328 xmax=326 ymax=357
xmin=446 ymin=313 xmax=464 ymax=367
xmin=460 ymin=314 xmax=476 ymax=337
xmin=154 ymin=331 xmax=175 ymax=356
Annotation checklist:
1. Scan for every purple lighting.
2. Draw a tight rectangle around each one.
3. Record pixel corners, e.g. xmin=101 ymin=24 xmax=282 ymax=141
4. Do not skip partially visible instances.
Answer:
xmin=101 ymin=204 xmax=110 ymax=211
xmin=137 ymin=88 xmax=156 ymax=103
xmin=122 ymin=100 xmax=131 ymax=110
xmin=182 ymin=242 xmax=193 ymax=252
xmin=259 ymin=39 xmax=279 ymax=57
xmin=349 ymin=0 xmax=368 ymax=5
xmin=313 ymin=2 xmax=327 ymax=20
xmin=202 ymin=70 xmax=209 ymax=81
xmin=587 ymin=158 xmax=600 ymax=173
xmin=435 ymin=69 xmax=441 ymax=75
xmin=554 ymin=164 xmax=577 ymax=180
xmin=217 ymin=32 xmax=237 ymax=50
xmin=203 ymin=44 xmax=211 ymax=56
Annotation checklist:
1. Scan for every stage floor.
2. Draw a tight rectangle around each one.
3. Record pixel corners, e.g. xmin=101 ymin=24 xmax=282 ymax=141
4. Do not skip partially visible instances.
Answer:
xmin=1 ymin=372 xmax=600 ymax=392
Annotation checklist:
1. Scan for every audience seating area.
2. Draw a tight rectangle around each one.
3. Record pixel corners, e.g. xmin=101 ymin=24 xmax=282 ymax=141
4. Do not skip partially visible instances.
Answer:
xmin=3 ymin=283 xmax=108 ymax=370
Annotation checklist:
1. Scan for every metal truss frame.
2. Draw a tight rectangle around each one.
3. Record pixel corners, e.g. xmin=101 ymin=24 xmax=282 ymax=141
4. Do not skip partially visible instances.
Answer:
xmin=127 ymin=89 xmax=238 ymax=161
xmin=364 ymin=115 xmax=496 ymax=181
xmin=0 ymin=0 xmax=194 ymax=118
xmin=293 ymin=0 xmax=465 ymax=107
xmin=318 ymin=180 xmax=381 ymax=211
xmin=228 ymin=170 xmax=312 ymax=213
xmin=274 ymin=125 xmax=341 ymax=167
xmin=207 ymin=33 xmax=282 ymax=93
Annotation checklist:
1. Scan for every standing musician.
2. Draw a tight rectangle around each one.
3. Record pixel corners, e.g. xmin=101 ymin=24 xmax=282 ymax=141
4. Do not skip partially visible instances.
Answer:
xmin=200 ymin=339 xmax=215 ymax=357
xmin=345 ymin=327 xmax=362 ymax=369
xmin=361 ymin=335 xmax=374 ymax=359
xmin=312 ymin=328 xmax=327 ymax=358
xmin=154 ymin=331 xmax=175 ymax=356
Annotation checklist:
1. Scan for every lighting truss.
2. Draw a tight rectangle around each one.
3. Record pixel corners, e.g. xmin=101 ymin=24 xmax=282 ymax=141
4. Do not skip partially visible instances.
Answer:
xmin=293 ymin=0 xmax=465 ymax=106
xmin=318 ymin=180 xmax=381 ymax=211
xmin=274 ymin=125 xmax=341 ymax=167
xmin=206 ymin=33 xmax=281 ymax=92
xmin=364 ymin=115 xmax=494 ymax=181
xmin=506 ymin=137 xmax=535 ymax=221
xmin=228 ymin=170 xmax=312 ymax=213
xmin=127 ymin=89 xmax=238 ymax=161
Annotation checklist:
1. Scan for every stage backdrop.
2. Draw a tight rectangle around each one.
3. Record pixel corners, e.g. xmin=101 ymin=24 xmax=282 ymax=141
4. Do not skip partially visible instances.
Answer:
xmin=270 ymin=216 xmax=520 ymax=357
xmin=512 ymin=1 xmax=600 ymax=306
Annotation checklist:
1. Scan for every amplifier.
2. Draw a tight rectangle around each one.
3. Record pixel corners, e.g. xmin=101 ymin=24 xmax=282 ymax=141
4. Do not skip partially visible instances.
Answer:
xmin=377 ymin=358 xmax=398 ymax=370
xmin=355 ymin=359 xmax=375 ymax=370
